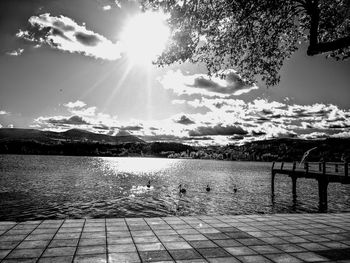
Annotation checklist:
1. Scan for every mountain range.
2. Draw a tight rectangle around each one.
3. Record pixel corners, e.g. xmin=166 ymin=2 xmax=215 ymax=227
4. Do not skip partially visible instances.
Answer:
xmin=0 ymin=128 xmax=144 ymax=144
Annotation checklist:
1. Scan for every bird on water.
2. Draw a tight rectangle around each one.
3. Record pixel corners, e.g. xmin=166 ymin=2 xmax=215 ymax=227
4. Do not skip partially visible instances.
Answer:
xmin=206 ymin=184 xmax=211 ymax=192
xmin=234 ymin=185 xmax=237 ymax=193
xmin=179 ymin=184 xmax=186 ymax=194
xmin=147 ymin=180 xmax=151 ymax=188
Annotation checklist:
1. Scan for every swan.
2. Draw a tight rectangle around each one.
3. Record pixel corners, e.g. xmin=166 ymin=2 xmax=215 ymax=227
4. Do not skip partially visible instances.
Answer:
xmin=179 ymin=184 xmax=186 ymax=194
xmin=206 ymin=184 xmax=211 ymax=192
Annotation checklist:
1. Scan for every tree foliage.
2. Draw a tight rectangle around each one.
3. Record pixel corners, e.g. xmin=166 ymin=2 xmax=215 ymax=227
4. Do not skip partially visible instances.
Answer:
xmin=142 ymin=0 xmax=350 ymax=86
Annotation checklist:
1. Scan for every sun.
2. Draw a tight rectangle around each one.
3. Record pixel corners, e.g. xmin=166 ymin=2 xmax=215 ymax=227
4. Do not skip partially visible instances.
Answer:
xmin=120 ymin=12 xmax=170 ymax=65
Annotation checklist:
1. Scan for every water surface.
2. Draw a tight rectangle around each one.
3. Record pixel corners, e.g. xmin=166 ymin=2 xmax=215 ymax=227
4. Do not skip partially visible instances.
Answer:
xmin=0 ymin=155 xmax=349 ymax=221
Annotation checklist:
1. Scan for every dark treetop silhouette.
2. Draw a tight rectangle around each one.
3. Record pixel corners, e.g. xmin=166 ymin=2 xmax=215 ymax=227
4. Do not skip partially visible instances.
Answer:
xmin=141 ymin=0 xmax=350 ymax=86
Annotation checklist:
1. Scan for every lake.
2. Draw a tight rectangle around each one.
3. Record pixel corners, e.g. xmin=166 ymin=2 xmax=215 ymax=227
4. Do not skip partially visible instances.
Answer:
xmin=0 ymin=154 xmax=349 ymax=221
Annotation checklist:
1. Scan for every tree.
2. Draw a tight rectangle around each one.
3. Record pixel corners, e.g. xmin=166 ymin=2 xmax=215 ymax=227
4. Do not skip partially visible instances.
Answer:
xmin=142 ymin=0 xmax=350 ymax=86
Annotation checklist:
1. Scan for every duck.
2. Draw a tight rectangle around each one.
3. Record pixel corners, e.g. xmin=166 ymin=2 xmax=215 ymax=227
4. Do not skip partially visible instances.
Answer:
xmin=179 ymin=184 xmax=186 ymax=194
xmin=147 ymin=180 xmax=151 ymax=188
xmin=206 ymin=184 xmax=211 ymax=192
xmin=233 ymin=185 xmax=237 ymax=193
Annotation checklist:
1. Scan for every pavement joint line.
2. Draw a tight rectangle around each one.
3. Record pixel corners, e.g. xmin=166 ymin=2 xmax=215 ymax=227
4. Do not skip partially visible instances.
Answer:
xmin=35 ymin=218 xmax=66 ymax=263
xmin=70 ymin=218 xmax=86 ymax=263
xmin=1 ymin=219 xmax=43 ymax=262
xmin=104 ymin=217 xmax=109 ymax=263
xmin=142 ymin=216 xmax=178 ymax=263
xmin=124 ymin=217 xmax=143 ymax=263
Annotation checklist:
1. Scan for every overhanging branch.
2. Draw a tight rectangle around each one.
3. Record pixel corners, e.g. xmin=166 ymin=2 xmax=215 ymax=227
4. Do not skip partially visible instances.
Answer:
xmin=307 ymin=35 xmax=350 ymax=55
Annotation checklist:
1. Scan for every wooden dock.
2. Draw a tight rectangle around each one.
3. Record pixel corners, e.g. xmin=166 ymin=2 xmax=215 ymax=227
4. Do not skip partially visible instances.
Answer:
xmin=271 ymin=161 xmax=350 ymax=211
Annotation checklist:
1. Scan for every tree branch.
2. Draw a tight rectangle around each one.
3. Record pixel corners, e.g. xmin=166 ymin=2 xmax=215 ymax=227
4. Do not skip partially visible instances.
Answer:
xmin=307 ymin=35 xmax=350 ymax=55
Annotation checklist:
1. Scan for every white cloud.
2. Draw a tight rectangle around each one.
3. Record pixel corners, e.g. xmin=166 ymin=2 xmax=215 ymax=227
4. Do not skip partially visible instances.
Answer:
xmin=159 ymin=69 xmax=258 ymax=98
xmin=17 ymin=13 xmax=122 ymax=60
xmin=6 ymin=48 xmax=24 ymax=56
xmin=102 ymin=5 xmax=112 ymax=10
xmin=63 ymin=100 xmax=86 ymax=109
xmin=0 ymin=110 xmax=9 ymax=115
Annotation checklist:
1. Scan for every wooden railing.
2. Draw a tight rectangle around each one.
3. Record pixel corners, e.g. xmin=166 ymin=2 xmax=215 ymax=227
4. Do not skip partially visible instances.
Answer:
xmin=272 ymin=161 xmax=349 ymax=177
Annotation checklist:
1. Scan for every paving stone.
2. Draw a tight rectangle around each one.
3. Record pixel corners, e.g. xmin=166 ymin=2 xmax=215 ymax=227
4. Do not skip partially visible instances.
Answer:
xmin=73 ymin=253 xmax=106 ymax=263
xmin=158 ymin=235 xmax=185 ymax=242
xmin=168 ymin=249 xmax=202 ymax=260
xmin=38 ymin=256 xmax=74 ymax=262
xmin=224 ymin=246 xmax=257 ymax=256
xmin=134 ymin=236 xmax=159 ymax=243
xmin=250 ymin=245 xmax=282 ymax=254
xmin=49 ymin=238 xmax=79 ymax=247
xmin=265 ymin=253 xmax=303 ymax=263
xmin=42 ymin=246 xmax=76 ymax=257
xmin=109 ymin=252 xmax=141 ymax=263
xmin=139 ymin=250 xmax=173 ymax=262
xmin=17 ymin=240 xmax=50 ymax=249
xmin=108 ymin=237 xmax=134 ymax=244
xmin=236 ymin=255 xmax=273 ymax=263
xmin=182 ymin=234 xmax=208 ymax=241
xmin=76 ymin=245 xmax=106 ymax=255
xmin=108 ymin=243 xmax=137 ymax=253
xmin=163 ymin=241 xmax=192 ymax=250
xmin=0 ymin=249 xmax=11 ymax=259
xmin=136 ymin=242 xmax=165 ymax=251
xmin=6 ymin=248 xmax=44 ymax=259
xmin=197 ymin=247 xmax=232 ymax=258
xmin=189 ymin=240 xmax=218 ymax=248
xmin=0 ymin=241 xmax=20 ymax=250
xmin=207 ymin=257 xmax=240 ymax=263
xmin=2 ymin=259 xmax=37 ymax=263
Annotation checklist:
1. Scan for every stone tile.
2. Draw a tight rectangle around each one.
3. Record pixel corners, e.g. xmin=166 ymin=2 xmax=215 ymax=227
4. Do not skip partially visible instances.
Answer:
xmin=0 ymin=241 xmax=20 ymax=250
xmin=237 ymin=238 xmax=266 ymax=246
xmin=182 ymin=234 xmax=208 ymax=241
xmin=81 ymin=232 xmax=105 ymax=239
xmin=17 ymin=240 xmax=50 ymax=249
xmin=292 ymin=252 xmax=329 ymax=262
xmin=236 ymin=255 xmax=273 ymax=263
xmin=49 ymin=238 xmax=79 ymax=247
xmin=207 ymin=257 xmax=241 ymax=263
xmin=250 ymin=245 xmax=281 ymax=254
xmin=108 ymin=244 xmax=137 ymax=253
xmin=197 ymin=247 xmax=232 ymax=258
xmin=109 ymin=252 xmax=141 ymax=263
xmin=38 ymin=256 xmax=74 ymax=263
xmin=73 ymin=253 xmax=107 ymax=263
xmin=108 ymin=237 xmax=134 ymax=244
xmin=0 ymin=234 xmax=27 ymax=242
xmin=177 ymin=229 xmax=199 ymax=235
xmin=204 ymin=233 xmax=230 ymax=240
xmin=260 ymin=237 xmax=289 ymax=245
xmin=224 ymin=246 xmax=257 ymax=256
xmin=189 ymin=240 xmax=218 ymax=248
xmin=134 ymin=236 xmax=159 ymax=243
xmin=136 ymin=242 xmax=165 ymax=251
xmin=168 ymin=249 xmax=202 ymax=260
xmin=42 ymin=246 xmax=76 ymax=257
xmin=0 ymin=249 xmax=11 ymax=259
xmin=212 ymin=239 xmax=242 ymax=247
xmin=163 ymin=241 xmax=192 ymax=250
xmin=177 ymin=259 xmax=207 ymax=263
xmin=265 ymin=253 xmax=303 ymax=263
xmin=225 ymin=232 xmax=252 ymax=239
xmin=6 ymin=248 xmax=44 ymax=259
xmin=158 ymin=235 xmax=185 ymax=242
xmin=139 ymin=250 xmax=172 ymax=262
xmin=274 ymin=244 xmax=306 ymax=253
xmin=55 ymin=232 xmax=81 ymax=239
xmin=76 ymin=245 xmax=106 ymax=255
xmin=2 ymin=259 xmax=37 ymax=263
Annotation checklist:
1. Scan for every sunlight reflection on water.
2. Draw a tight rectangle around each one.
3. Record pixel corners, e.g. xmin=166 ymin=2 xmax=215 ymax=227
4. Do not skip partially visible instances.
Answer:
xmin=0 ymin=155 xmax=349 ymax=220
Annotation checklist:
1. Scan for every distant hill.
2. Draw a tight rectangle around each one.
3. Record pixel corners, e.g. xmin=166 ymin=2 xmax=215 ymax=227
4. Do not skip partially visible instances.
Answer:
xmin=0 ymin=128 xmax=144 ymax=144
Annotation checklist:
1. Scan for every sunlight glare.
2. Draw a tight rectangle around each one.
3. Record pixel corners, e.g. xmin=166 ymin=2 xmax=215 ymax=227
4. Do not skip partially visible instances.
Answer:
xmin=120 ymin=12 xmax=170 ymax=65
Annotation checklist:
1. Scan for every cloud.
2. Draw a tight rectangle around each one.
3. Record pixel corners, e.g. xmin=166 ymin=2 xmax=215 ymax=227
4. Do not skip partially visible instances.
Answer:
xmin=0 ymin=111 xmax=9 ymax=115
xmin=6 ymin=48 xmax=24 ymax=56
xmin=174 ymin=115 xmax=195 ymax=125
xmin=159 ymin=70 xmax=258 ymax=98
xmin=47 ymin=115 xmax=89 ymax=125
xmin=102 ymin=5 xmax=112 ymax=10
xmin=189 ymin=124 xmax=248 ymax=137
xmin=17 ymin=13 xmax=122 ymax=60
xmin=64 ymin=100 xmax=86 ymax=109
xmin=119 ymin=125 xmax=143 ymax=131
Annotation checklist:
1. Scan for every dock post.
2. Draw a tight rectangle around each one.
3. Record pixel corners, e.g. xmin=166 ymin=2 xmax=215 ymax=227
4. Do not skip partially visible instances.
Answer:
xmin=318 ymin=163 xmax=322 ymax=172
xmin=345 ymin=162 xmax=348 ymax=177
xmin=318 ymin=179 xmax=329 ymax=212
xmin=271 ymin=162 xmax=275 ymax=197
xmin=292 ymin=176 xmax=297 ymax=201
xmin=304 ymin=162 xmax=309 ymax=173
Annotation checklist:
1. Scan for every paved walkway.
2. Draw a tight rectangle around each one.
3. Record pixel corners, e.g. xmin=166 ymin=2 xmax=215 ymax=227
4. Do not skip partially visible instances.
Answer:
xmin=0 ymin=213 xmax=350 ymax=263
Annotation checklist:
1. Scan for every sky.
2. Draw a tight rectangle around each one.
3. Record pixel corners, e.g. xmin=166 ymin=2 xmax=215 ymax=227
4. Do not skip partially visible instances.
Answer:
xmin=0 ymin=0 xmax=350 ymax=145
